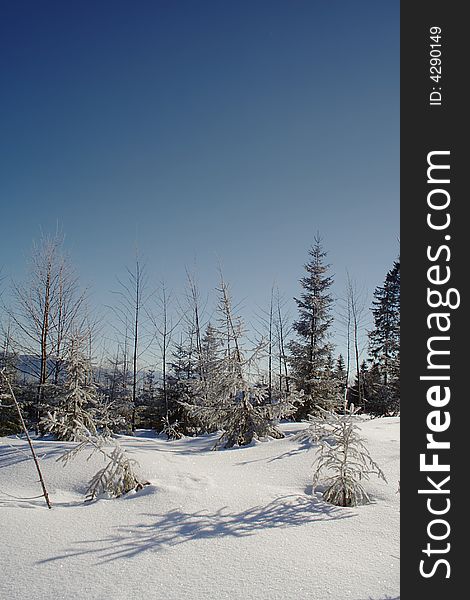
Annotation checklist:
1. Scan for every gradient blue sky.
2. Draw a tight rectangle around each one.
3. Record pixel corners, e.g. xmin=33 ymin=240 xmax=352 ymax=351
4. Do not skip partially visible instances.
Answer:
xmin=0 ymin=1 xmax=399 ymax=353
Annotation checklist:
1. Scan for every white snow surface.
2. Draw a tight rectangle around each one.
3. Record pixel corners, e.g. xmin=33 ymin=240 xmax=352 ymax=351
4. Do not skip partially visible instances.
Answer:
xmin=0 ymin=419 xmax=399 ymax=600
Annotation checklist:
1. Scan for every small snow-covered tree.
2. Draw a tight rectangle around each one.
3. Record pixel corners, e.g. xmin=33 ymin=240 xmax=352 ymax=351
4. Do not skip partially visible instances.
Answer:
xmin=93 ymin=395 xmax=127 ymax=437
xmin=184 ymin=384 xmax=299 ymax=449
xmin=55 ymin=423 xmax=147 ymax=500
xmin=42 ymin=337 xmax=97 ymax=441
xmin=312 ymin=407 xmax=386 ymax=506
xmin=160 ymin=412 xmax=185 ymax=440
xmin=182 ymin=275 xmax=301 ymax=448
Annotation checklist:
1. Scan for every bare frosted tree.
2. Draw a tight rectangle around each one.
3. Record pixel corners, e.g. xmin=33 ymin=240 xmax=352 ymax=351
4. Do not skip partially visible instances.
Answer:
xmin=50 ymin=258 xmax=87 ymax=385
xmin=255 ymin=286 xmax=292 ymax=402
xmin=82 ymin=310 xmax=103 ymax=387
xmin=275 ymin=288 xmax=292 ymax=398
xmin=337 ymin=274 xmax=368 ymax=411
xmin=109 ymin=257 xmax=151 ymax=432
xmin=148 ymin=282 xmax=180 ymax=436
xmin=1 ymin=273 xmax=21 ymax=433
xmin=266 ymin=286 xmax=274 ymax=401
xmin=337 ymin=287 xmax=352 ymax=413
xmin=254 ymin=285 xmax=275 ymax=402
xmin=216 ymin=271 xmax=244 ymax=375
xmin=1 ymin=315 xmax=15 ymax=373
xmin=346 ymin=275 xmax=368 ymax=409
xmin=5 ymin=233 xmax=86 ymax=430
xmin=182 ymin=269 xmax=207 ymax=381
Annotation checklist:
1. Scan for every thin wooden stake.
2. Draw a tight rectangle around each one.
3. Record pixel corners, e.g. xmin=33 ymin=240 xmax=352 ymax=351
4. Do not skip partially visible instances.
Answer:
xmin=1 ymin=369 xmax=52 ymax=509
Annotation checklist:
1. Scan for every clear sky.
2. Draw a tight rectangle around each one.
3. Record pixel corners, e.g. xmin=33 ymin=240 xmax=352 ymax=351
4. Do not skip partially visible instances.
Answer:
xmin=0 ymin=1 xmax=399 ymax=357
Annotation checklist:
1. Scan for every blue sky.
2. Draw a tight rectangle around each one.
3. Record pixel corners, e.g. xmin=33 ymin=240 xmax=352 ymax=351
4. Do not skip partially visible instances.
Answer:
xmin=0 ymin=1 xmax=399 ymax=357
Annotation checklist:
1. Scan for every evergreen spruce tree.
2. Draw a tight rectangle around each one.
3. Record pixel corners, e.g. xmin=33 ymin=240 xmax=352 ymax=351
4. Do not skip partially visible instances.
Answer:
xmin=334 ymin=354 xmax=347 ymax=407
xmin=42 ymin=338 xmax=97 ymax=441
xmin=170 ymin=336 xmax=197 ymax=382
xmin=159 ymin=376 xmax=190 ymax=439
xmin=368 ymin=259 xmax=400 ymax=415
xmin=137 ymin=369 xmax=160 ymax=429
xmin=166 ymin=335 xmax=202 ymax=436
xmin=188 ymin=323 xmax=225 ymax=411
xmin=154 ymin=336 xmax=202 ymax=439
xmin=0 ymin=359 xmax=21 ymax=435
xmin=335 ymin=354 xmax=346 ymax=378
xmin=0 ymin=391 xmax=20 ymax=435
xmin=289 ymin=237 xmax=338 ymax=418
xmin=362 ymin=363 xmax=386 ymax=416
xmin=198 ymin=323 xmax=223 ymax=386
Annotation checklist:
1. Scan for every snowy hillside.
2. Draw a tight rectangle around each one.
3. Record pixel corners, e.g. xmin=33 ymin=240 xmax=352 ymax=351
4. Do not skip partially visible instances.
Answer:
xmin=0 ymin=419 xmax=399 ymax=600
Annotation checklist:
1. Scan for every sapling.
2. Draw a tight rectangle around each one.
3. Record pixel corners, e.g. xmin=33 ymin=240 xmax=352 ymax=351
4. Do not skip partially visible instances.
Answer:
xmin=161 ymin=415 xmax=184 ymax=440
xmin=49 ymin=413 xmax=148 ymax=500
xmin=312 ymin=407 xmax=386 ymax=506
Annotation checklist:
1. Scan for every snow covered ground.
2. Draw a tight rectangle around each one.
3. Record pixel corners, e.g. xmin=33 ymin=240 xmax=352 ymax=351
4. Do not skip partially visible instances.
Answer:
xmin=0 ymin=419 xmax=399 ymax=600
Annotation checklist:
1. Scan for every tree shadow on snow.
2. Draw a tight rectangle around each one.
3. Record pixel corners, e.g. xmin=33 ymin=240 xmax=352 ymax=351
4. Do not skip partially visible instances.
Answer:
xmin=38 ymin=494 xmax=354 ymax=565
xmin=0 ymin=437 xmax=74 ymax=469
xmin=117 ymin=434 xmax=219 ymax=455
xmin=361 ymin=596 xmax=400 ymax=600
xmin=0 ymin=496 xmax=85 ymax=509
xmin=235 ymin=438 xmax=314 ymax=466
